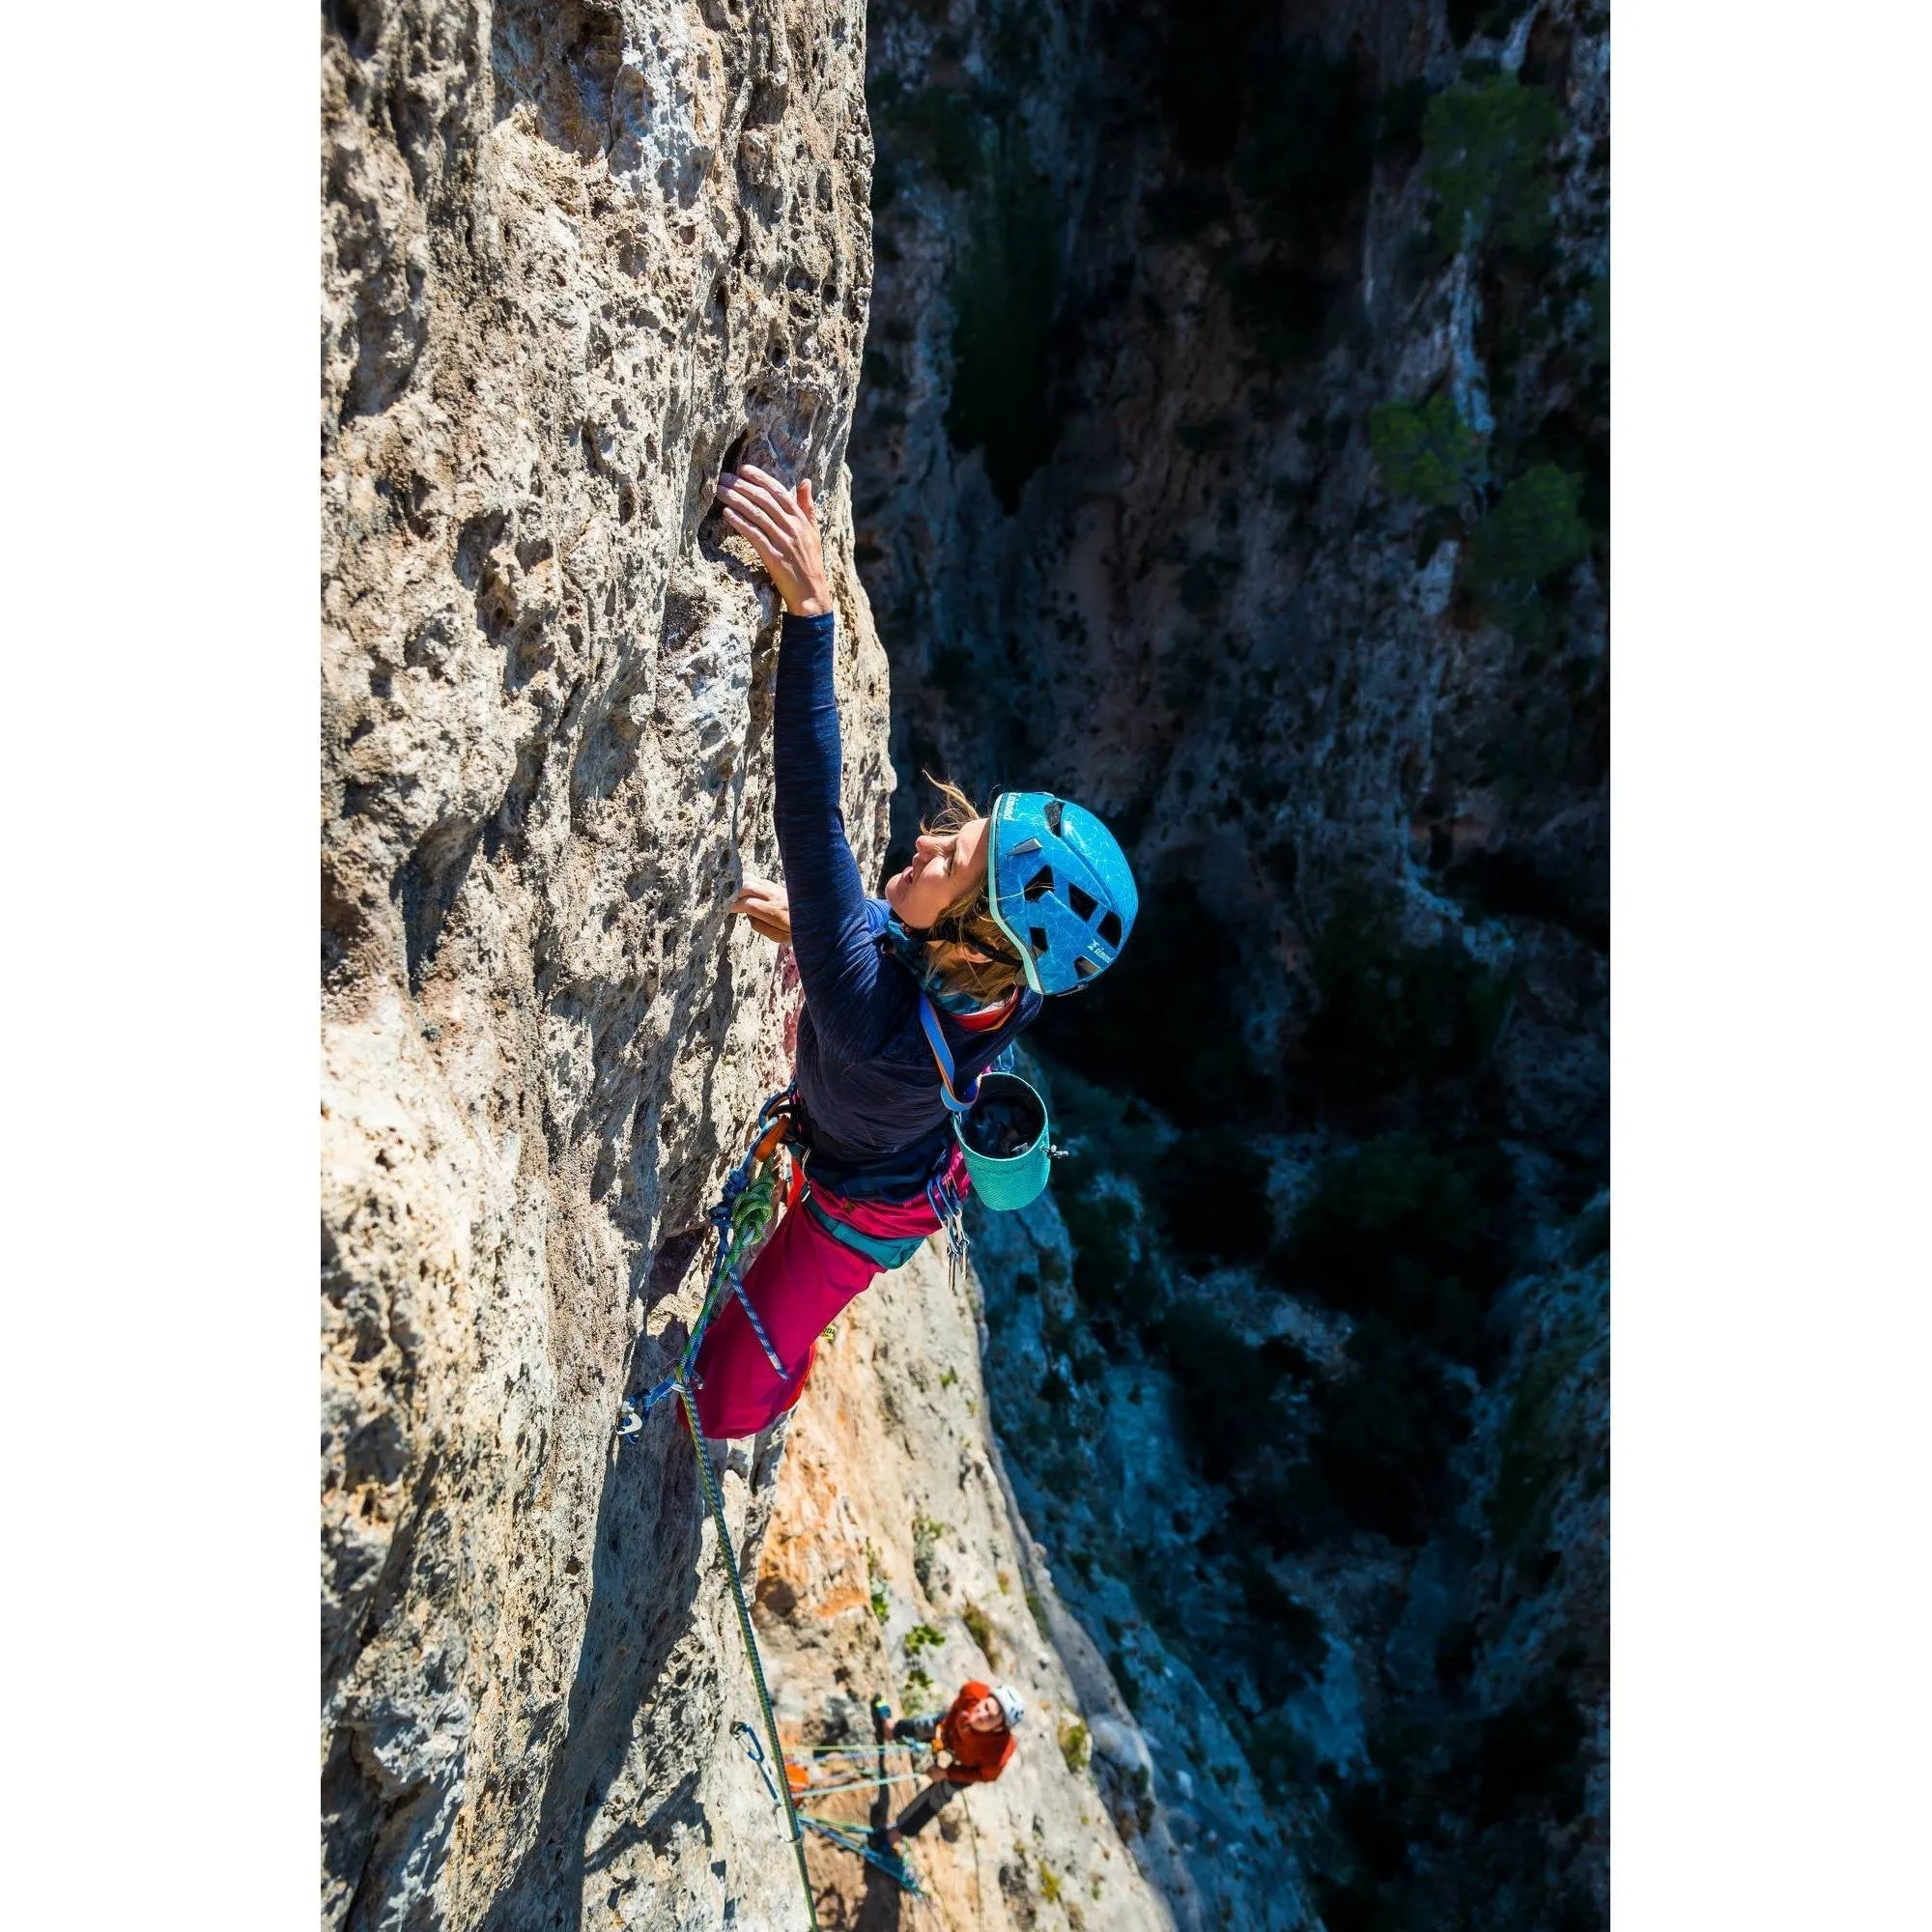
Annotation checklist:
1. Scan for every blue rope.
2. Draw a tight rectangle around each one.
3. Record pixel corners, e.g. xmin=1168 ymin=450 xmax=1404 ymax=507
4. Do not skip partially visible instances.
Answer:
xmin=798 ymin=1814 xmax=923 ymax=1894
xmin=731 ymin=1270 xmax=791 ymax=1379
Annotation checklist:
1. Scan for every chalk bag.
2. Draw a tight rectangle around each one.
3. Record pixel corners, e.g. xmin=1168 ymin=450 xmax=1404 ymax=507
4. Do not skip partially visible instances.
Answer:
xmin=953 ymin=1070 xmax=1050 ymax=1211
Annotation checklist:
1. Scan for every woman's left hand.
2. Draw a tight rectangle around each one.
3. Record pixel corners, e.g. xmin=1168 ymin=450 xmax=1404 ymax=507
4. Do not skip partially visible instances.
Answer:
xmin=716 ymin=465 xmax=833 ymax=617
xmin=732 ymin=876 xmax=793 ymax=946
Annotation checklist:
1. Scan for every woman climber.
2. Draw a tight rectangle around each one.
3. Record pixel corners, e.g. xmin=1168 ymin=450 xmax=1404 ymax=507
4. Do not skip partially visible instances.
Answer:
xmin=689 ymin=463 xmax=1138 ymax=1440
xmin=869 ymin=1682 xmax=1024 ymax=1852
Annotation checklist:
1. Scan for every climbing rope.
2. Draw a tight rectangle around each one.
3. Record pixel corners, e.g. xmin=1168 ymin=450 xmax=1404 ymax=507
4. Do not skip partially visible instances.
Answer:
xmin=792 ymin=1740 xmax=925 ymax=1756
xmin=797 ymin=1813 xmax=924 ymax=1894
xmin=609 ymin=1086 xmax=820 ymax=1929
xmin=676 ymin=1378 xmax=819 ymax=1930
xmin=797 ymin=1768 xmax=929 ymax=1799
xmin=618 ymin=1087 xmax=801 ymax=1435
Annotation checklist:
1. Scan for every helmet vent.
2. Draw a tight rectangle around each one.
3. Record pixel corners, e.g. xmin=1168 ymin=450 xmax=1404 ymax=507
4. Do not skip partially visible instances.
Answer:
xmin=1097 ymin=909 xmax=1122 ymax=947
xmin=1029 ymin=926 xmax=1049 ymax=956
xmin=1074 ymin=956 xmax=1098 ymax=980
xmin=1022 ymin=867 xmax=1055 ymax=902
xmin=1008 ymin=837 xmax=1042 ymax=858
xmin=1043 ymin=798 xmax=1065 ymax=836
xmin=1066 ymin=882 xmax=1097 ymax=922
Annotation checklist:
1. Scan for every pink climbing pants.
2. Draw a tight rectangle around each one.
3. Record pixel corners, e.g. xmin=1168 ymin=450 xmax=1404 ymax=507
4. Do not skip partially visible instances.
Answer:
xmin=691 ymin=1154 xmax=965 ymax=1439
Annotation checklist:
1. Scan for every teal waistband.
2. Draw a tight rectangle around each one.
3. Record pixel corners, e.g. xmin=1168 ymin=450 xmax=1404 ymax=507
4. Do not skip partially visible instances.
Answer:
xmin=804 ymin=1193 xmax=927 ymax=1272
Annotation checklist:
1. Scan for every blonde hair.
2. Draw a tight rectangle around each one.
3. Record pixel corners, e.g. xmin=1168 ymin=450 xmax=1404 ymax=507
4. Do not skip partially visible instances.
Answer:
xmin=919 ymin=775 xmax=1026 ymax=1004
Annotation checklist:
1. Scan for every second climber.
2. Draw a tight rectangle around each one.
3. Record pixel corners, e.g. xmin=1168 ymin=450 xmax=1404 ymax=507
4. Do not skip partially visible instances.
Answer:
xmin=869 ymin=1681 xmax=1024 ymax=1851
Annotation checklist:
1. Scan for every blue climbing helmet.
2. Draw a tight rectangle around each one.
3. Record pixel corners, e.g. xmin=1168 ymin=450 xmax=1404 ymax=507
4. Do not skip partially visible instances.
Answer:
xmin=984 ymin=791 xmax=1138 ymax=996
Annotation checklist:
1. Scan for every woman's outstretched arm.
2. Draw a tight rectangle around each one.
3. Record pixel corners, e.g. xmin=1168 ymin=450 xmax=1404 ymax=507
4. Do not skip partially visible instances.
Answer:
xmin=718 ymin=466 xmax=902 ymax=1061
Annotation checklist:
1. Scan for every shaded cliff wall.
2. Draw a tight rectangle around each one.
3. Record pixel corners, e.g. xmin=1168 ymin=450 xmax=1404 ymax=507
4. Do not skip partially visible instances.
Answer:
xmin=321 ymin=2 xmax=886 ymax=1923
xmin=849 ymin=2 xmax=1610 ymax=1928
xmin=854 ymin=0 xmax=1607 ymax=1170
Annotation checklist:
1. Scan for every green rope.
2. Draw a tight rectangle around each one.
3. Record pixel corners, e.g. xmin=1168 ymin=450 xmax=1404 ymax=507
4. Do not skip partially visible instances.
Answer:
xmin=677 ymin=1381 xmax=819 ymax=1931
xmin=794 ymin=1741 xmax=924 ymax=1756
xmin=799 ymin=1769 xmax=928 ymax=1799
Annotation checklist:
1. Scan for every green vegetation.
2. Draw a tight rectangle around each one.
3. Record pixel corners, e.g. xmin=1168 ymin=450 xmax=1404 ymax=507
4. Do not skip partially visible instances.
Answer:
xmin=1300 ymin=888 xmax=1513 ymax=1110
xmin=1314 ymin=1671 xmax=1591 ymax=1931
xmin=1423 ymin=73 xmax=1562 ymax=253
xmin=1492 ymin=1321 xmax=1600 ymax=1551
xmin=1283 ymin=1133 xmax=1510 ymax=1356
xmin=962 ymin=1600 xmax=999 ymax=1666
xmin=1055 ymin=1179 xmax=1151 ymax=1337
xmin=1148 ymin=1130 xmax=1274 ymax=1266
xmin=1370 ymin=394 xmax=1488 ymax=508
xmin=903 ymin=1621 xmax=945 ymax=1658
xmin=1465 ymin=462 xmax=1592 ymax=636
xmin=870 ymin=73 xmax=982 ymax=189
xmin=911 ymin=1512 xmax=948 ymax=1595
xmin=1151 ymin=1303 xmax=1309 ymax=1483
xmin=867 ymin=1544 xmax=890 ymax=1625
xmin=1294 ymin=1317 xmax=1474 ymax=1545
xmin=1024 ymin=1587 xmax=1049 ymax=1637
xmin=1058 ymin=1718 xmax=1092 ymax=1776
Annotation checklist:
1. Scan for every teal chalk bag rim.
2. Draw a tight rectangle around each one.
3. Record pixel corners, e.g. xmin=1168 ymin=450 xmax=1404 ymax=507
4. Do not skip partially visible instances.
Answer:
xmin=917 ymin=996 xmax=1052 ymax=1213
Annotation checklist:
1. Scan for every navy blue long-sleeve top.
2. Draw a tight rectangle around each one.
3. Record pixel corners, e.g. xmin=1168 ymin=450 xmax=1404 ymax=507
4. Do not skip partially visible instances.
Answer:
xmin=774 ymin=611 xmax=1040 ymax=1199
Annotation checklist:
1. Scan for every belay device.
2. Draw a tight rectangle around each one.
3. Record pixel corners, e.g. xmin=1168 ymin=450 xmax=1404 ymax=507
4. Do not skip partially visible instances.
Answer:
xmin=917 ymin=993 xmax=1052 ymax=1212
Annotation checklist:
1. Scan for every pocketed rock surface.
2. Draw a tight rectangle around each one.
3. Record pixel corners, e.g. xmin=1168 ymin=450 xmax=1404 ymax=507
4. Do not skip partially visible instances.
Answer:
xmin=322 ymin=2 xmax=891 ymax=1924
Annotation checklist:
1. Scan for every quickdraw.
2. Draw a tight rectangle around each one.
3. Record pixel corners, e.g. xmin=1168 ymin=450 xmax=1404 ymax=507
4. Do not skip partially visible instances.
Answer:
xmin=620 ymin=1085 xmax=803 ymax=1430
xmin=734 ymin=1720 xmax=783 ymax=1811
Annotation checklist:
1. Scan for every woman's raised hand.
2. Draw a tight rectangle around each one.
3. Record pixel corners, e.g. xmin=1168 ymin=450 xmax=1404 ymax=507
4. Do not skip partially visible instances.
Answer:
xmin=716 ymin=465 xmax=833 ymax=617
xmin=732 ymin=875 xmax=793 ymax=946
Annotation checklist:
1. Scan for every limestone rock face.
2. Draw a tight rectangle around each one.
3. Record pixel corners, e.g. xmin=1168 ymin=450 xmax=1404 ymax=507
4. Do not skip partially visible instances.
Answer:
xmin=321 ymin=3 xmax=890 ymax=1924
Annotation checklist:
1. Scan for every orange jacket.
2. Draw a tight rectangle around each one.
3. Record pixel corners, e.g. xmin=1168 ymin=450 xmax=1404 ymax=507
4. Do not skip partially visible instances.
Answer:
xmin=937 ymin=1680 xmax=1015 ymax=1785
